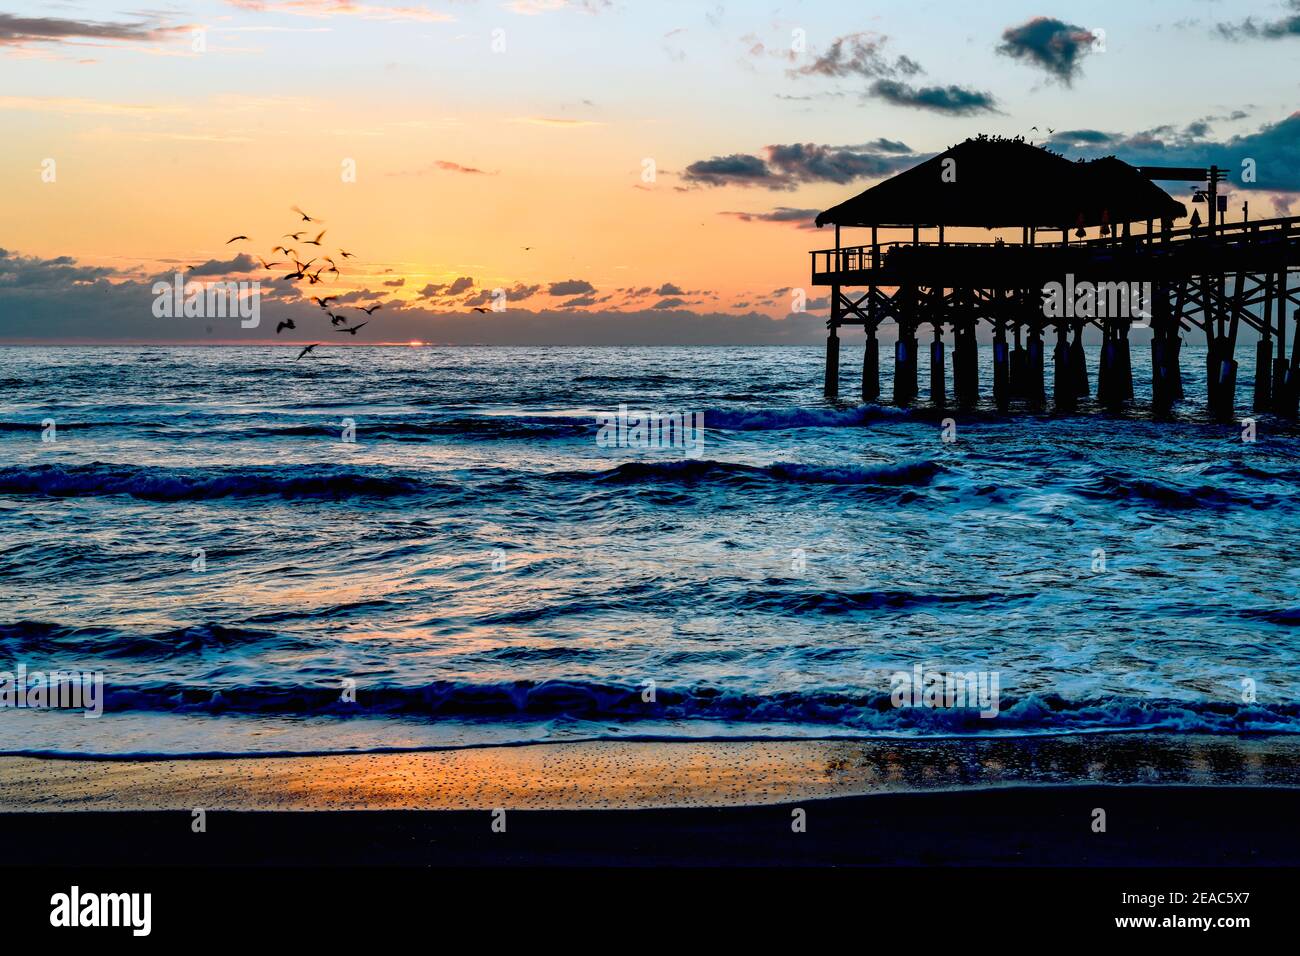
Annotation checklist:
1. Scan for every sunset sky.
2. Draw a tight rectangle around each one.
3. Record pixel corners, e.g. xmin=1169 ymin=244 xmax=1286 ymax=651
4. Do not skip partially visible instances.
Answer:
xmin=2 ymin=0 xmax=1299 ymax=343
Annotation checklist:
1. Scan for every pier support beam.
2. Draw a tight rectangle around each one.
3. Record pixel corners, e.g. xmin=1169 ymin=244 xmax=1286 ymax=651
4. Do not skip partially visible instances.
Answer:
xmin=862 ymin=327 xmax=879 ymax=403
xmin=1053 ymin=323 xmax=1075 ymax=413
xmin=823 ymin=326 xmax=839 ymax=399
xmin=992 ymin=327 xmax=1010 ymax=412
xmin=1254 ymin=339 xmax=1273 ymax=412
xmin=894 ymin=330 xmax=918 ymax=406
xmin=1069 ymin=321 xmax=1089 ymax=397
xmin=1026 ymin=326 xmax=1046 ymax=411
xmin=929 ymin=325 xmax=946 ymax=408
xmin=953 ymin=321 xmax=979 ymax=407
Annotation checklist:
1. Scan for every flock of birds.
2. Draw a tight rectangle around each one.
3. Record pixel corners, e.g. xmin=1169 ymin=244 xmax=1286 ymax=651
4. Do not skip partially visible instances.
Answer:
xmin=222 ymin=206 xmax=380 ymax=360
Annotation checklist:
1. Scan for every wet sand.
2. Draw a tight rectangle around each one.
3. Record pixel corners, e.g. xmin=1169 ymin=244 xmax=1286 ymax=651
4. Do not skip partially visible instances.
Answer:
xmin=2 ymin=735 xmax=1297 ymax=865
xmin=1 ymin=733 xmax=1297 ymax=811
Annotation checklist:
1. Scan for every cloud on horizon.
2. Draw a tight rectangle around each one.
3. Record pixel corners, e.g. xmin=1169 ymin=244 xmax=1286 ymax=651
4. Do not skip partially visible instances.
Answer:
xmin=0 ymin=247 xmax=827 ymax=345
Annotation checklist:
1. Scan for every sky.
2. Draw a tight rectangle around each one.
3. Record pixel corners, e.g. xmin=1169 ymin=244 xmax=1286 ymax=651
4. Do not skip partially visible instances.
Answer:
xmin=1 ymin=0 xmax=1299 ymax=344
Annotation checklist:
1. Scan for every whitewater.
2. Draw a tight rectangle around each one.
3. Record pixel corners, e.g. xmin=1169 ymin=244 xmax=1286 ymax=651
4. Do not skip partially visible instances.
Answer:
xmin=0 ymin=344 xmax=1297 ymax=758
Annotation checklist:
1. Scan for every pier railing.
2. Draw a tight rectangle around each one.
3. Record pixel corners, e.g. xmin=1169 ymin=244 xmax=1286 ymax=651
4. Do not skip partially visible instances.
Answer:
xmin=811 ymin=215 xmax=1300 ymax=284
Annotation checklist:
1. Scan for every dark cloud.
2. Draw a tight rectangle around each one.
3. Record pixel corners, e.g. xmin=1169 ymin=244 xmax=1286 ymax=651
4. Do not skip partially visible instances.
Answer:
xmin=681 ymin=142 xmax=919 ymax=189
xmin=651 ymin=297 xmax=687 ymax=310
xmin=1050 ymin=112 xmax=1300 ymax=191
xmin=0 ymin=13 xmax=182 ymax=47
xmin=186 ymin=254 xmax=256 ymax=277
xmin=1217 ymin=1 xmax=1300 ymax=40
xmin=791 ymin=32 xmax=921 ymax=80
xmin=719 ymin=207 xmax=819 ymax=228
xmin=791 ymin=31 xmax=993 ymax=115
xmin=547 ymin=278 xmax=596 ymax=296
xmin=997 ymin=17 xmax=1098 ymax=84
xmin=0 ymin=249 xmax=836 ymax=345
xmin=419 ymin=276 xmax=474 ymax=298
xmin=0 ymin=249 xmax=113 ymax=288
xmin=383 ymin=277 xmax=405 ymax=287
xmin=869 ymin=79 xmax=997 ymax=115
xmin=654 ymin=282 xmax=684 ymax=295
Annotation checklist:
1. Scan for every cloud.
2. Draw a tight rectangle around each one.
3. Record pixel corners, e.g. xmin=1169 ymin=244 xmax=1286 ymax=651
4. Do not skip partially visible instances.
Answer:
xmin=791 ymin=31 xmax=921 ymax=79
xmin=1217 ymin=1 xmax=1300 ymax=40
xmin=654 ymin=282 xmax=684 ymax=295
xmin=651 ymin=297 xmax=687 ymax=310
xmin=0 ymin=13 xmax=187 ymax=48
xmin=790 ymin=30 xmax=993 ymax=114
xmin=720 ymin=207 xmax=819 ymax=228
xmin=1049 ymin=112 xmax=1300 ymax=191
xmin=419 ymin=276 xmax=474 ymax=298
xmin=997 ymin=17 xmax=1098 ymax=84
xmin=186 ymin=254 xmax=257 ymax=276
xmin=548 ymin=278 xmax=596 ymax=296
xmin=390 ymin=159 xmax=493 ymax=176
xmin=224 ymin=1 xmax=453 ymax=23
xmin=383 ymin=277 xmax=405 ymax=287
xmin=869 ymin=79 xmax=996 ymax=115
xmin=681 ymin=142 xmax=920 ymax=189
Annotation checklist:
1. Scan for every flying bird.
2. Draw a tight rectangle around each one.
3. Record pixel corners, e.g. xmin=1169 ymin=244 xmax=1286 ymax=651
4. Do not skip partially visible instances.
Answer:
xmin=329 ymin=313 xmax=348 ymax=326
xmin=312 ymin=296 xmax=336 ymax=308
xmin=472 ymin=307 xmax=491 ymax=313
xmin=296 ymin=344 xmax=319 ymax=360
xmin=358 ymin=304 xmax=381 ymax=315
xmin=291 ymin=206 xmax=316 ymax=222
xmin=226 ymin=235 xmax=249 ymax=244
xmin=284 ymin=232 xmax=304 ymax=240
xmin=336 ymin=321 xmax=369 ymax=335
xmin=258 ymin=257 xmax=283 ymax=270
xmin=276 ymin=319 xmax=296 ymax=334
xmin=303 ymin=230 xmax=327 ymax=246
xmin=339 ymin=249 xmax=355 ymax=258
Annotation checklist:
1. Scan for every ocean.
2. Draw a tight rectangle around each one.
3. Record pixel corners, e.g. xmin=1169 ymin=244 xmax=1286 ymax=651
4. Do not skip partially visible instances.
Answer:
xmin=1 ymin=344 xmax=1298 ymax=758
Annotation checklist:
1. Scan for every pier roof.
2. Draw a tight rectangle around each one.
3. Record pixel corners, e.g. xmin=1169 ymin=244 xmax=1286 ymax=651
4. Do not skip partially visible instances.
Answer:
xmin=815 ymin=137 xmax=1187 ymax=230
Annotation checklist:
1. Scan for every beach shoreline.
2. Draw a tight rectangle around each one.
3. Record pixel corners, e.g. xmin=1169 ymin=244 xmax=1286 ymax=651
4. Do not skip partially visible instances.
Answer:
xmin=1 ymin=734 xmax=1297 ymax=866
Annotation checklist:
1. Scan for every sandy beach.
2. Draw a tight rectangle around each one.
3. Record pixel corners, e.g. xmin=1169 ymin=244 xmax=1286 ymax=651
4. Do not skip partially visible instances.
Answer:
xmin=1 ymin=734 xmax=1297 ymax=866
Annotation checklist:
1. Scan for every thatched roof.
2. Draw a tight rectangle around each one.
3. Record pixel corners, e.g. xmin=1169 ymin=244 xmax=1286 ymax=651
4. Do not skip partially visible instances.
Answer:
xmin=815 ymin=137 xmax=1187 ymax=229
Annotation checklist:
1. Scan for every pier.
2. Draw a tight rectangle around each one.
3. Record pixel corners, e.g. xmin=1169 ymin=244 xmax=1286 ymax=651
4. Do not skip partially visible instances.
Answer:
xmin=811 ymin=137 xmax=1300 ymax=419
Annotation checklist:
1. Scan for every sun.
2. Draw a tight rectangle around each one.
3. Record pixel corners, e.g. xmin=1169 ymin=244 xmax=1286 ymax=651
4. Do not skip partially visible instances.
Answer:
xmin=408 ymin=340 xmax=424 ymax=347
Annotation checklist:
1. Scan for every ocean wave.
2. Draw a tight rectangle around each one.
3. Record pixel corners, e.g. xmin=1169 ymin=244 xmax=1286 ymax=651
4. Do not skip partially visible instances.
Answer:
xmin=0 ymin=621 xmax=310 ymax=658
xmin=0 ymin=462 xmax=435 ymax=501
xmin=582 ymin=458 xmax=945 ymax=487
xmin=704 ymin=404 xmax=911 ymax=431
xmin=77 ymin=679 xmax=1300 ymax=735
xmin=1075 ymin=470 xmax=1271 ymax=509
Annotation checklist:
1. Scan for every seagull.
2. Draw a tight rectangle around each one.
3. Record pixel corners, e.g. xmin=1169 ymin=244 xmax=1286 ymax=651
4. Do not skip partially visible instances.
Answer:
xmin=522 ymin=246 xmax=532 ymax=251
xmin=1047 ymin=127 xmax=1054 ymax=134
xmin=226 ymin=235 xmax=249 ymax=244
xmin=276 ymin=319 xmax=296 ymax=334
xmin=323 ymin=257 xmax=339 ymax=276
xmin=296 ymin=343 xmax=319 ymax=360
xmin=339 ymin=249 xmax=355 ymax=258
xmin=284 ymin=232 xmax=304 ymax=240
xmin=302 ymin=229 xmax=326 ymax=246
xmin=336 ymin=321 xmax=369 ymax=335
xmin=306 ymin=270 xmax=322 ymax=285
xmin=312 ymin=296 xmax=336 ymax=308
xmin=472 ymin=307 xmax=491 ymax=313
xmin=271 ymin=245 xmax=294 ymax=257
xmin=358 ymin=304 xmax=381 ymax=315
xmin=258 ymin=257 xmax=283 ymax=270
xmin=329 ymin=313 xmax=348 ymax=326
xmin=291 ymin=206 xmax=316 ymax=222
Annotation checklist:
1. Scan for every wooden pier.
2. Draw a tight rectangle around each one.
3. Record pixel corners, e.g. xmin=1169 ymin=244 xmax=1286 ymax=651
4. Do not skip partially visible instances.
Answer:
xmin=811 ymin=137 xmax=1300 ymax=419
